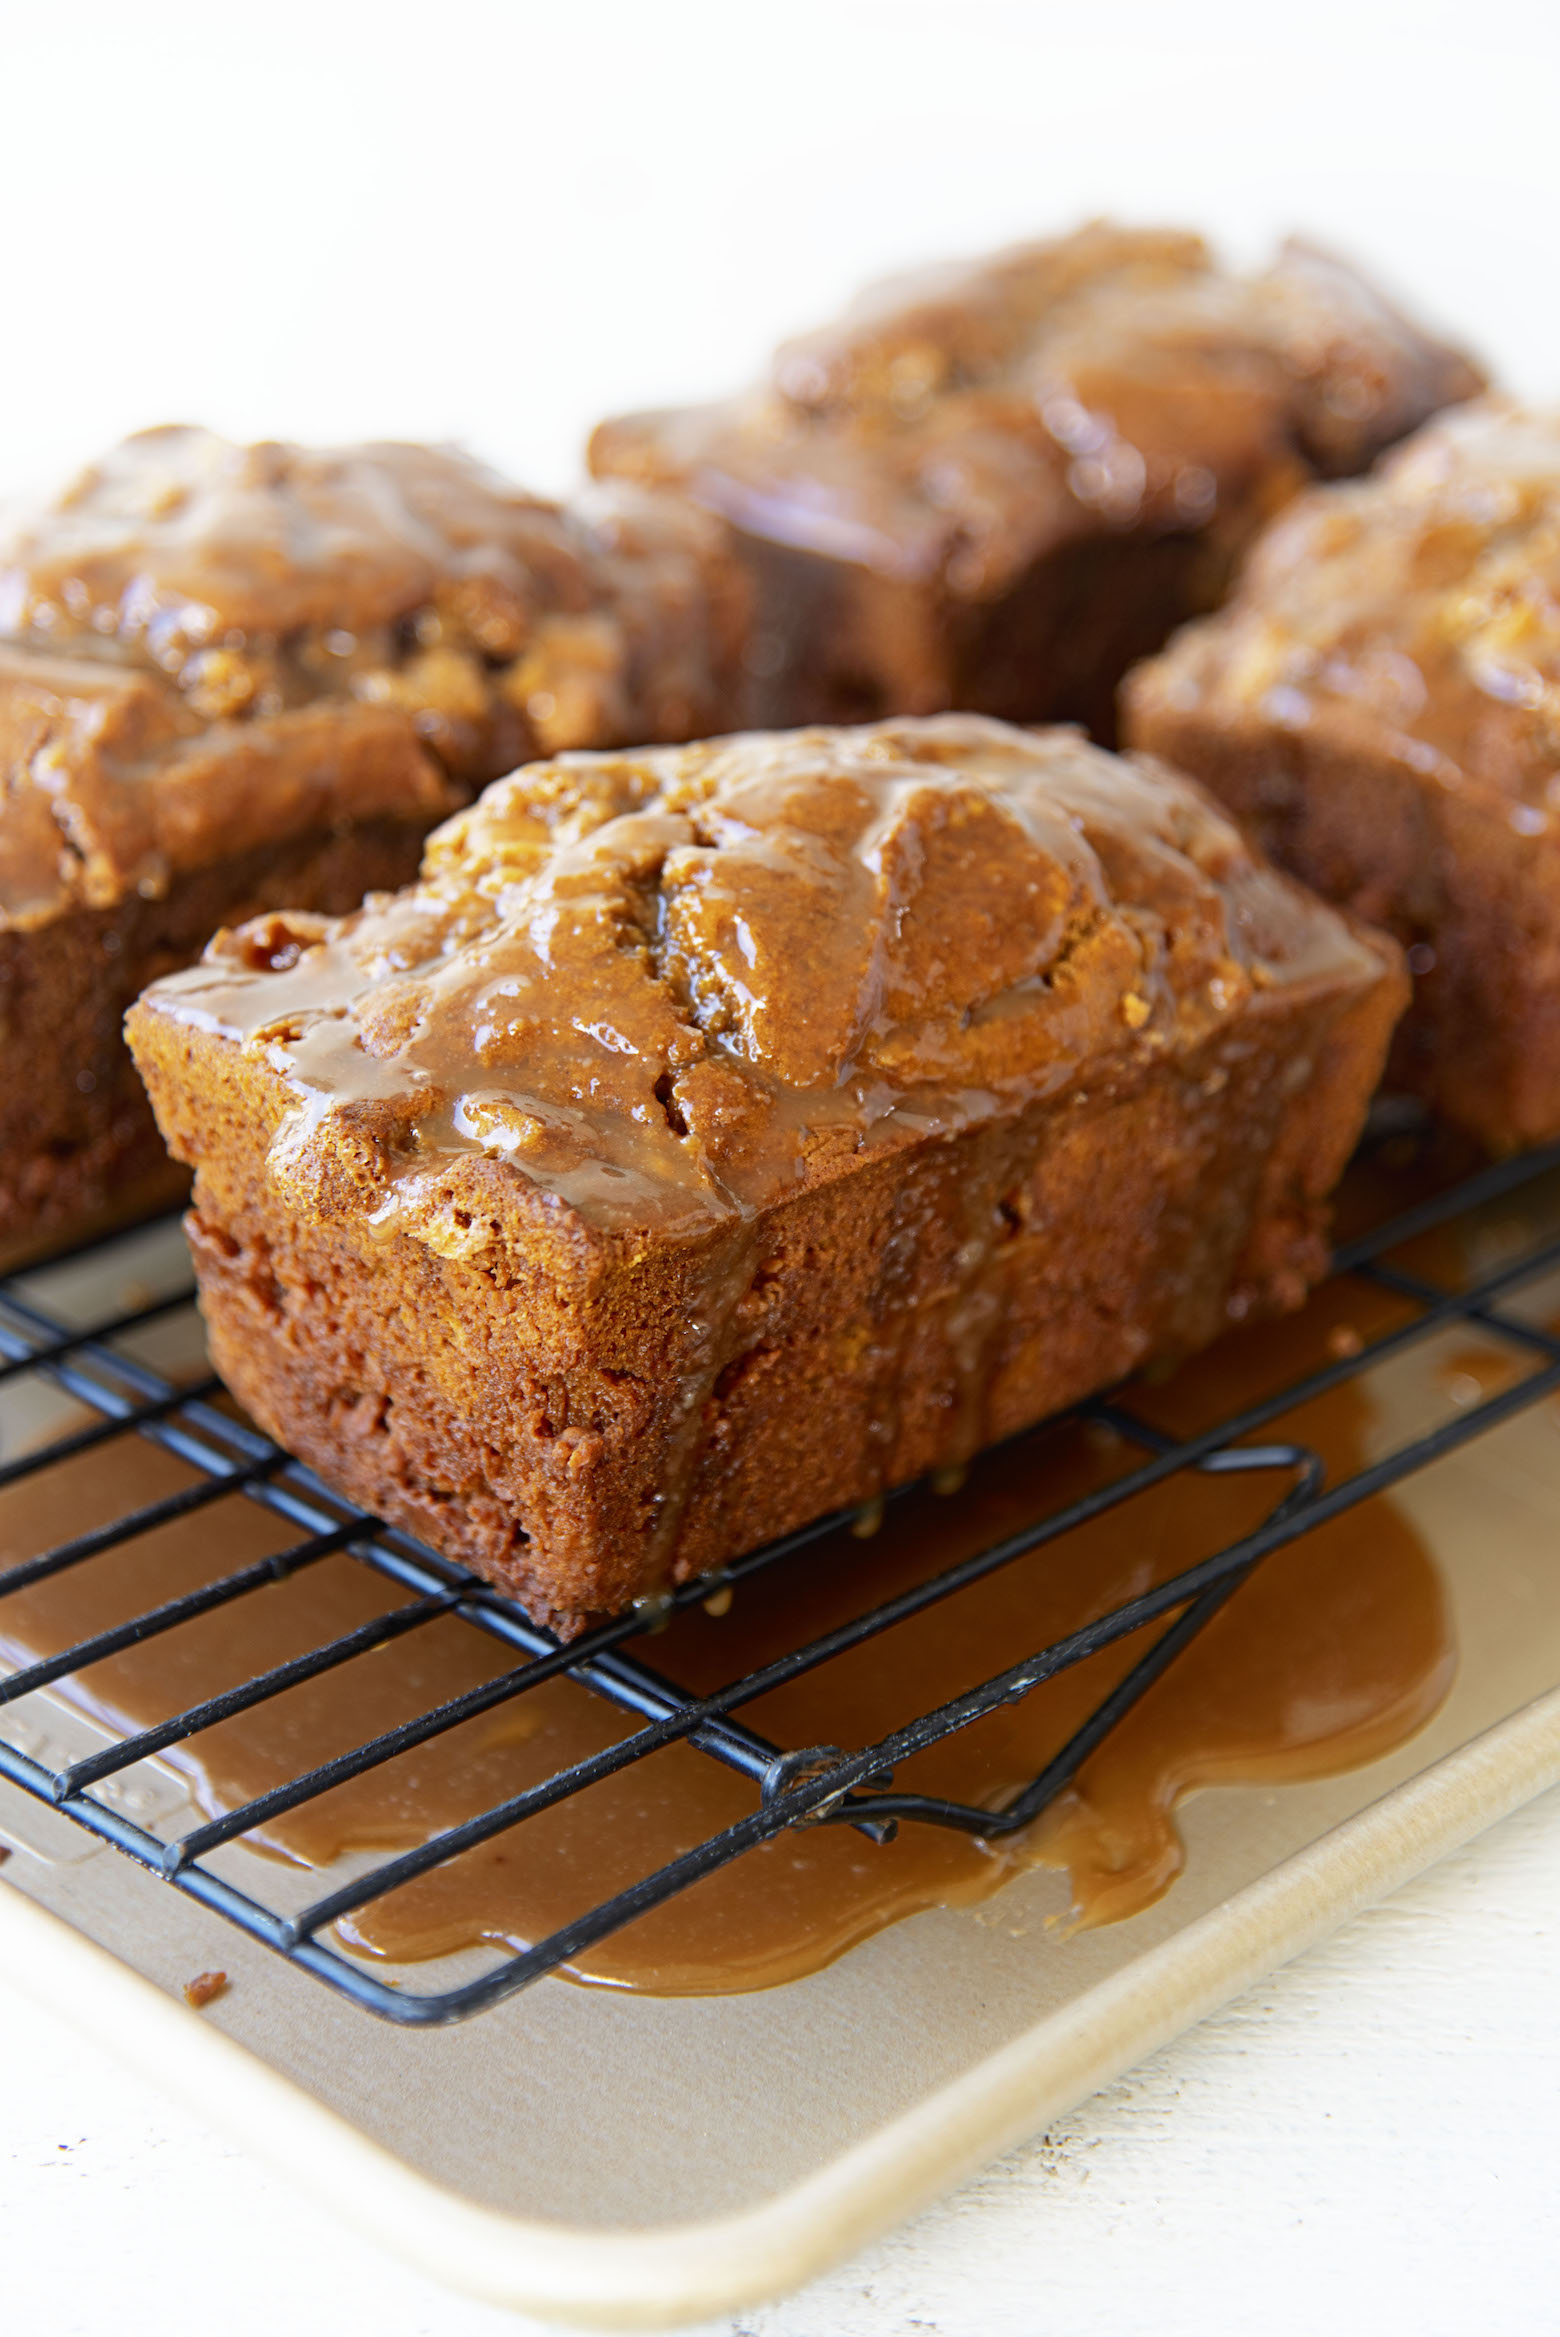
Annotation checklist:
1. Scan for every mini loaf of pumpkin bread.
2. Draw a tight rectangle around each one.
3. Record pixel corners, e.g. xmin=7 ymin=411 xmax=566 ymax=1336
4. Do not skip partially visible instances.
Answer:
xmin=591 ymin=222 xmax=1482 ymax=742
xmin=0 ymin=425 xmax=746 ymax=1260
xmin=1125 ymin=399 xmax=1560 ymax=1152
xmin=129 ymin=716 xmax=1406 ymax=1634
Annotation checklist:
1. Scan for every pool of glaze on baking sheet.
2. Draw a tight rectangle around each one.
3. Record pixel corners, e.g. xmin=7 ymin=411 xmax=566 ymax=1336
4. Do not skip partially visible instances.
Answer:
xmin=0 ymin=1212 xmax=1469 ymax=1994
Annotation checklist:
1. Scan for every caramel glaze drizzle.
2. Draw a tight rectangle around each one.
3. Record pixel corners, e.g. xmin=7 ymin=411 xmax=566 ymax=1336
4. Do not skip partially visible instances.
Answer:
xmin=0 ymin=1225 xmax=1451 ymax=1994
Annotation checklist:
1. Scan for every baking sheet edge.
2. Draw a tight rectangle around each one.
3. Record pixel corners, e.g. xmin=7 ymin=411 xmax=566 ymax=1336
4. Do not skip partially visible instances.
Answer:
xmin=3 ymin=1682 xmax=1559 ymax=2331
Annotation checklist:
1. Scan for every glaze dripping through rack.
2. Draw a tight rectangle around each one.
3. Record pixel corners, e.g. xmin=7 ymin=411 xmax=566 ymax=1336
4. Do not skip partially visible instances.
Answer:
xmin=2 ymin=1137 xmax=1560 ymax=2026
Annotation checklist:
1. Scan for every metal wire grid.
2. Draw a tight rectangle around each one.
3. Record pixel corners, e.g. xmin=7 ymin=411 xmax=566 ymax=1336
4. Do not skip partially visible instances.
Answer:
xmin=2 ymin=1141 xmax=1560 ymax=2026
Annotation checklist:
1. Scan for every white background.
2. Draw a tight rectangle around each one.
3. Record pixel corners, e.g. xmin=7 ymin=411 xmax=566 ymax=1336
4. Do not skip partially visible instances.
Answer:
xmin=2 ymin=0 xmax=1559 ymax=498
xmin=3 ymin=2 xmax=1560 ymax=2331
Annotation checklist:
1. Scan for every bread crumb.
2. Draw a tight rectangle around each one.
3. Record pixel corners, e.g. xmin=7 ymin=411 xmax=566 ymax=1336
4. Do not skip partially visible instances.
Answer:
xmin=183 ymin=1970 xmax=228 ymax=2010
xmin=1327 ymin=1323 xmax=1364 ymax=1360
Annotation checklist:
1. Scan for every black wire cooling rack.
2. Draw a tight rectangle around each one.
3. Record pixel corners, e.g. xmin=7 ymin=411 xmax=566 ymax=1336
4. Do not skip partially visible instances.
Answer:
xmin=4 ymin=1138 xmax=1560 ymax=2027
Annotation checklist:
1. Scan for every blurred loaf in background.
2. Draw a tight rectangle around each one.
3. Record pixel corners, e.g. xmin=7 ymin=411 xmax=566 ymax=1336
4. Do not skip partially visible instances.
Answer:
xmin=0 ymin=426 xmax=748 ymax=1261
xmin=591 ymin=222 xmax=1483 ymax=742
xmin=1126 ymin=398 xmax=1560 ymax=1153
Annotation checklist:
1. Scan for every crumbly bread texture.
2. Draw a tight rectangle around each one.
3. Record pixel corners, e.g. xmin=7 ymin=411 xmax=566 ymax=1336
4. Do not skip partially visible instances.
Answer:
xmin=590 ymin=223 xmax=1482 ymax=741
xmin=1 ymin=427 xmax=747 ymax=1257
xmin=1125 ymin=398 xmax=1560 ymax=1153
xmin=130 ymin=716 xmax=1405 ymax=1634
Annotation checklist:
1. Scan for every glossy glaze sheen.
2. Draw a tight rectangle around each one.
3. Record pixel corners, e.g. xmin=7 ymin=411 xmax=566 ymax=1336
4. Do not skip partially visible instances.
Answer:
xmin=134 ymin=716 xmax=1392 ymax=1244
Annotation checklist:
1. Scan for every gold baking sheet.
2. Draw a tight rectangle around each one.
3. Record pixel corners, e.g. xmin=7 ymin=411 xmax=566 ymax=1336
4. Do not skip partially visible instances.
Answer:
xmin=3 ymin=1230 xmax=1560 ymax=2328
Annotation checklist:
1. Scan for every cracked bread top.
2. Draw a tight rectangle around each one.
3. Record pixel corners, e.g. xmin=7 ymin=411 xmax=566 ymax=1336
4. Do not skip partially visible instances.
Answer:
xmin=590 ymin=223 xmax=1483 ymax=599
xmin=0 ymin=427 xmax=747 ymax=929
xmin=132 ymin=715 xmax=1399 ymax=1252
xmin=1126 ymin=398 xmax=1560 ymax=815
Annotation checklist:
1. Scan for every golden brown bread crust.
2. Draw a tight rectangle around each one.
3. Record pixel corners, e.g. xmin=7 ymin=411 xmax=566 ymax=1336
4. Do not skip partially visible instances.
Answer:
xmin=0 ymin=428 xmax=750 ymax=1256
xmin=1124 ymin=398 xmax=1560 ymax=1152
xmin=590 ymin=224 xmax=1482 ymax=740
xmin=129 ymin=716 xmax=1406 ymax=1634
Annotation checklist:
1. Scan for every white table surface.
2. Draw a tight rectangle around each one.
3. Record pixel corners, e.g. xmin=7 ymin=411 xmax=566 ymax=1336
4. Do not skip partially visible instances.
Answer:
xmin=4 ymin=5 xmax=1560 ymax=2330
xmin=4 ymin=1782 xmax=1558 ymax=2337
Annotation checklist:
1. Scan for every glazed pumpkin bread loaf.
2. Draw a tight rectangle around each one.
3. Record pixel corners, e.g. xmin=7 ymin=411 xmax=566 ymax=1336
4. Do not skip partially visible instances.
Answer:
xmin=0 ymin=425 xmax=746 ymax=1260
xmin=128 ymin=716 xmax=1405 ymax=1635
xmin=590 ymin=222 xmax=1482 ymax=742
xmin=1125 ymin=399 xmax=1560 ymax=1153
